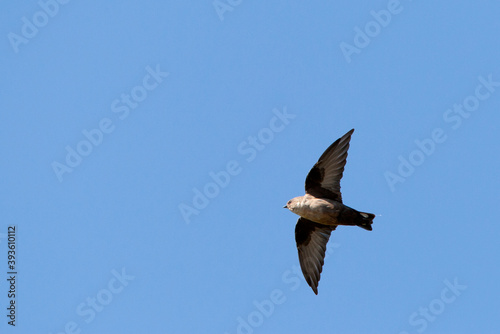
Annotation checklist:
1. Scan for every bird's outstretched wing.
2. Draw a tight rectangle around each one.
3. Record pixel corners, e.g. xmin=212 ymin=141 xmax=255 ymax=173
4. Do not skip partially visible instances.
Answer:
xmin=304 ymin=129 xmax=354 ymax=202
xmin=295 ymin=218 xmax=336 ymax=295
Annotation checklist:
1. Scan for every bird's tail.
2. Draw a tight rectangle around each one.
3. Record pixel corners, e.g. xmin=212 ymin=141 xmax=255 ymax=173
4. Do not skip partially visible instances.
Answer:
xmin=357 ymin=212 xmax=375 ymax=231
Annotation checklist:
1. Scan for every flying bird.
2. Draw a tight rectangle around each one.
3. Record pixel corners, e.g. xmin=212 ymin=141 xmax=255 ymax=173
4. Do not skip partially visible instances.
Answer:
xmin=284 ymin=129 xmax=374 ymax=294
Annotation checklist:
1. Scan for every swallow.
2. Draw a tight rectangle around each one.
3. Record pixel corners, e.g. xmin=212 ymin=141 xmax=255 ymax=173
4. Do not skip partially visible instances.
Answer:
xmin=284 ymin=129 xmax=374 ymax=294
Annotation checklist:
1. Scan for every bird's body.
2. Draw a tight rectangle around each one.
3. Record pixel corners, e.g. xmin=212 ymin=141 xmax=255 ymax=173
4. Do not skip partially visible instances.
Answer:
xmin=284 ymin=129 xmax=375 ymax=294
xmin=287 ymin=194 xmax=342 ymax=224
xmin=287 ymin=194 xmax=371 ymax=228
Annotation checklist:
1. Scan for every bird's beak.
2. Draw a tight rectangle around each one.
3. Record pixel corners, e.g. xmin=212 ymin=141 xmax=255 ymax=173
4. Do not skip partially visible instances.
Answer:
xmin=283 ymin=205 xmax=287 ymax=209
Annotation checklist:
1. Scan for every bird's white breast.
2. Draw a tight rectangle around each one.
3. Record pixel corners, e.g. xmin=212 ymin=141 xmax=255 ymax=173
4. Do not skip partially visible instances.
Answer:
xmin=294 ymin=195 xmax=340 ymax=225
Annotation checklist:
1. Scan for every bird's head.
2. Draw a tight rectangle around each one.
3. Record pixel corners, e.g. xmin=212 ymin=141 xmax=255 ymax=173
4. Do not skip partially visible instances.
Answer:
xmin=283 ymin=197 xmax=300 ymax=211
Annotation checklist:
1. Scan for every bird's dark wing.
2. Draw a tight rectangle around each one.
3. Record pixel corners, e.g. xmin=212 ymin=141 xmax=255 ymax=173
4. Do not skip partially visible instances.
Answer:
xmin=304 ymin=129 xmax=354 ymax=202
xmin=295 ymin=218 xmax=336 ymax=295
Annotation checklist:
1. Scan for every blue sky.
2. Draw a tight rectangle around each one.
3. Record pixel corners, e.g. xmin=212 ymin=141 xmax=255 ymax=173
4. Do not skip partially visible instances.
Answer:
xmin=1 ymin=1 xmax=500 ymax=333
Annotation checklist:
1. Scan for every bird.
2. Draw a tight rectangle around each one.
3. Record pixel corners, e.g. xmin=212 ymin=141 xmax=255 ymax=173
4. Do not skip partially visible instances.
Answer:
xmin=284 ymin=129 xmax=375 ymax=294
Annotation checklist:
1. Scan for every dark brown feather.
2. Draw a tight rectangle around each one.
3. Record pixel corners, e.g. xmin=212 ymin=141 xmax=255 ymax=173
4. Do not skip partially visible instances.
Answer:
xmin=295 ymin=218 xmax=336 ymax=294
xmin=304 ymin=129 xmax=354 ymax=203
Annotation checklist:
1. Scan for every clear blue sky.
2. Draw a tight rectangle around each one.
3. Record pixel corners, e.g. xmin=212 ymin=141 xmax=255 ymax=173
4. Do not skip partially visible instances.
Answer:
xmin=1 ymin=1 xmax=500 ymax=333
